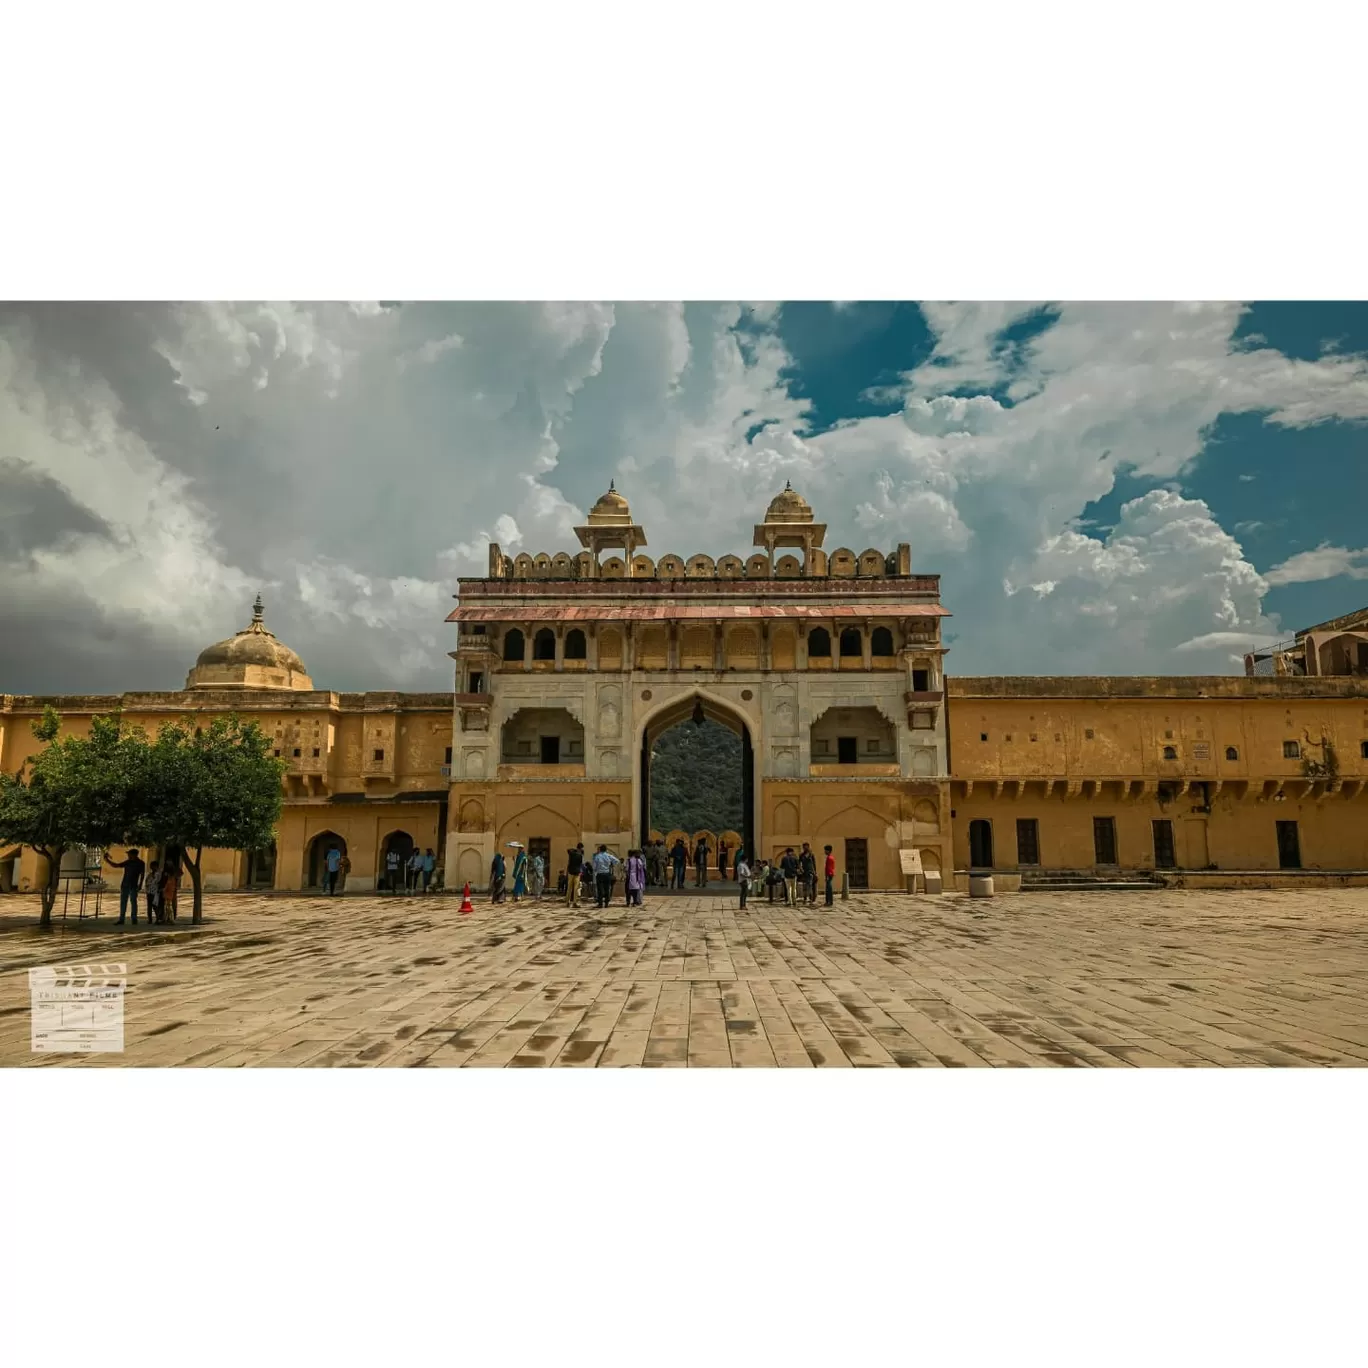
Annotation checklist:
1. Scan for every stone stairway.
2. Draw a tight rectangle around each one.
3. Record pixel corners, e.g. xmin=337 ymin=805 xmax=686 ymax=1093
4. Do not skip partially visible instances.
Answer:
xmin=1019 ymin=869 xmax=1165 ymax=893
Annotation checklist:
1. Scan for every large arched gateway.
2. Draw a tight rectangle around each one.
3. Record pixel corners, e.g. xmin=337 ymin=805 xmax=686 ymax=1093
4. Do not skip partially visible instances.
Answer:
xmin=444 ymin=482 xmax=953 ymax=889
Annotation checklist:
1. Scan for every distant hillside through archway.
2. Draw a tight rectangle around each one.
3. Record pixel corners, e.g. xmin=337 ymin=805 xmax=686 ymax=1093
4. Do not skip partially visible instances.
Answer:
xmin=649 ymin=718 xmax=742 ymax=835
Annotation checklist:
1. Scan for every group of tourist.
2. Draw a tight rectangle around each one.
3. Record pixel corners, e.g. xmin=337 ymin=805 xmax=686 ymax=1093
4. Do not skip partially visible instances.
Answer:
xmin=737 ymin=843 xmax=836 ymax=908
xmin=636 ymin=835 xmax=733 ymax=889
xmin=383 ymin=846 xmax=437 ymax=894
xmin=104 ymin=847 xmax=183 ymax=925
xmin=489 ymin=845 xmax=548 ymax=903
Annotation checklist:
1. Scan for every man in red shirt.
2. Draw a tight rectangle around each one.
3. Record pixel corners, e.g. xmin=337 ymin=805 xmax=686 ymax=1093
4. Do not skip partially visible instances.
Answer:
xmin=823 ymin=845 xmax=836 ymax=906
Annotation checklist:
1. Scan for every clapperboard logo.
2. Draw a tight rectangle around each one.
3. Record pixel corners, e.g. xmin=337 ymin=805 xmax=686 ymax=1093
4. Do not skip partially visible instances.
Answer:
xmin=29 ymin=963 xmax=127 ymax=1053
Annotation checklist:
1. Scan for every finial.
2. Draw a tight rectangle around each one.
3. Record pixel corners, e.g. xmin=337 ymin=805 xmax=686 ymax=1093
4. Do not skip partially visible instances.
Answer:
xmin=784 ymin=479 xmax=792 ymax=491
xmin=252 ymin=593 xmax=264 ymax=624
xmin=609 ymin=479 xmax=616 ymax=492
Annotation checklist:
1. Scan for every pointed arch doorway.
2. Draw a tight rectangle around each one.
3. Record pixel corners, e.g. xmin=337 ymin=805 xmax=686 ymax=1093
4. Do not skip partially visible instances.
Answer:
xmin=638 ymin=692 xmax=755 ymax=865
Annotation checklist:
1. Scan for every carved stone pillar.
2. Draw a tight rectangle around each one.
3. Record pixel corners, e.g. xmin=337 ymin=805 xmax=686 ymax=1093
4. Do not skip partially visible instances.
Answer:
xmin=524 ymin=621 xmax=533 ymax=672
xmin=714 ymin=621 xmax=725 ymax=671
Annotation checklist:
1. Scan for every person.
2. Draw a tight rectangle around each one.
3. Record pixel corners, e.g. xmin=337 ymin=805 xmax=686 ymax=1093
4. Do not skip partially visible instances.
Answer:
xmin=718 ymin=839 xmax=729 ymax=881
xmin=800 ymin=843 xmax=818 ymax=904
xmin=579 ymin=858 xmax=594 ymax=907
xmin=591 ymin=844 xmax=620 ymax=909
xmin=824 ymin=844 xmax=836 ymax=906
xmin=511 ymin=846 xmax=528 ymax=901
xmin=385 ymin=845 xmax=402 ymax=894
xmin=766 ymin=859 xmax=781 ymax=903
xmin=556 ymin=869 xmax=568 ymax=897
xmin=693 ymin=836 xmax=709 ymax=888
xmin=105 ymin=847 xmax=145 ymax=924
xmin=780 ymin=847 xmax=799 ymax=906
xmin=566 ymin=843 xmax=584 ymax=907
xmin=671 ymin=838 xmax=687 ymax=890
xmin=144 ymin=861 xmax=161 ymax=923
xmin=490 ymin=850 xmax=506 ymax=903
xmin=735 ymin=852 xmax=750 ymax=910
xmin=646 ymin=842 xmax=661 ymax=888
xmin=626 ymin=848 xmax=646 ymax=907
xmin=339 ymin=852 xmax=351 ymax=893
xmin=407 ymin=847 xmax=424 ymax=894
xmin=529 ymin=851 xmax=545 ymax=900
xmin=323 ymin=844 xmax=343 ymax=895
xmin=421 ymin=847 xmax=436 ymax=892
xmin=160 ymin=860 xmax=180 ymax=923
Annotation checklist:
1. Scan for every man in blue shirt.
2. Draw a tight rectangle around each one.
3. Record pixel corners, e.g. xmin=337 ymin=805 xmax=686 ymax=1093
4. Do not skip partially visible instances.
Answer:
xmin=324 ymin=845 xmax=343 ymax=895
xmin=591 ymin=845 xmax=621 ymax=909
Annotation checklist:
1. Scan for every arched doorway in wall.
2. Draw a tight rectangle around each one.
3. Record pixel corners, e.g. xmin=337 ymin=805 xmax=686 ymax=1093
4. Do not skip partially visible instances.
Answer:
xmin=638 ymin=693 xmax=755 ymax=868
xmin=244 ymin=841 xmax=277 ymax=889
xmin=380 ymin=830 xmax=415 ymax=892
xmin=968 ymin=819 xmax=994 ymax=870
xmin=305 ymin=832 xmax=347 ymax=890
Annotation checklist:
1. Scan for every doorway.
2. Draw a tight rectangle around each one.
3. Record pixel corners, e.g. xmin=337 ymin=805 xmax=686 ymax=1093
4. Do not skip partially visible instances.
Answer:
xmin=528 ymin=836 xmax=552 ymax=884
xmin=1093 ymin=816 xmax=1118 ymax=866
xmin=1151 ymin=819 xmax=1176 ymax=869
xmin=1183 ymin=818 xmax=1209 ymax=869
xmin=381 ymin=830 xmax=415 ymax=891
xmin=540 ymin=735 xmax=560 ymax=765
xmin=1276 ymin=820 xmax=1301 ymax=870
xmin=968 ymin=819 xmax=993 ymax=869
xmin=845 ymin=837 xmax=869 ymax=889
xmin=305 ymin=832 xmax=347 ymax=890
xmin=1015 ymin=818 xmax=1039 ymax=867
xmin=245 ymin=841 xmax=277 ymax=888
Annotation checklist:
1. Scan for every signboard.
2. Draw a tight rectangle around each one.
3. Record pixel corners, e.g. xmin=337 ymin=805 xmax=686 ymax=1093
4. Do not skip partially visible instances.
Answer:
xmin=899 ymin=848 xmax=923 ymax=876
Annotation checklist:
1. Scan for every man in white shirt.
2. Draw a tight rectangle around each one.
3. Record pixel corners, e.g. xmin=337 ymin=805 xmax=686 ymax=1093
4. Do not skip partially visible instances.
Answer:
xmin=385 ymin=846 xmax=402 ymax=894
xmin=407 ymin=848 xmax=424 ymax=894
xmin=591 ymin=845 xmax=621 ymax=909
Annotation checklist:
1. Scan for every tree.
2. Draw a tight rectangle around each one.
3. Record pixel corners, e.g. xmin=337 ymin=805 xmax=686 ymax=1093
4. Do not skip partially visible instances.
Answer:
xmin=133 ymin=716 xmax=285 ymax=923
xmin=0 ymin=707 xmax=147 ymax=929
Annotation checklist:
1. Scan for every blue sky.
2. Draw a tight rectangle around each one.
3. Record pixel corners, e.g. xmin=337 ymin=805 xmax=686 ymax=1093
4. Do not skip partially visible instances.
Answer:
xmin=1 ymin=300 xmax=1365 ymax=692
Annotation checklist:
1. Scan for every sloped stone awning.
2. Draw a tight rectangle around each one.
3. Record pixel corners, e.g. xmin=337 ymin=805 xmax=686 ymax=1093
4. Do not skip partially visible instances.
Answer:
xmin=448 ymin=602 xmax=950 ymax=622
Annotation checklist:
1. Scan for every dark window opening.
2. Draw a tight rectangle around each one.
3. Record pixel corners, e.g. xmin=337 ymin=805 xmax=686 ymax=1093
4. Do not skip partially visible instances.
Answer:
xmin=1085 ymin=728 xmax=1095 ymax=740
xmin=503 ymin=628 xmax=525 ymax=662
xmin=1359 ymin=642 xmax=1368 ymax=669
xmin=871 ymin=627 xmax=894 ymax=657
xmin=469 ymin=671 xmax=484 ymax=693
xmin=837 ymin=736 xmax=858 ymax=764
xmin=845 ymin=838 xmax=869 ymax=888
xmin=1276 ymin=820 xmax=1301 ymax=870
xmin=471 ymin=624 xmax=487 ymax=635
xmin=564 ymin=629 xmax=587 ymax=660
xmin=1361 ymin=740 xmax=1368 ymax=759
xmin=980 ymin=733 xmax=988 ymax=742
xmin=839 ymin=628 xmax=863 ymax=658
xmin=540 ymin=736 xmax=560 ymax=765
xmin=444 ymin=747 xmax=453 ymax=764
xmin=273 ymin=749 xmax=280 ymax=758
xmin=373 ymin=748 xmax=385 ymax=762
xmin=533 ymin=628 xmax=556 ymax=661
xmin=807 ymin=627 xmax=831 ymax=658
xmin=1015 ymin=818 xmax=1039 ymax=866
xmin=1283 ymin=740 xmax=1300 ymax=759
xmin=1225 ymin=746 xmax=1239 ymax=761
xmin=912 ymin=668 xmax=930 ymax=692
xmin=292 ymin=748 xmax=301 ymax=758
xmin=311 ymin=747 xmax=320 ymax=758
xmin=1093 ymin=816 xmax=1118 ymax=866
xmin=1152 ymin=819 xmax=1176 ymax=869
xmin=1162 ymin=746 xmax=1177 ymax=760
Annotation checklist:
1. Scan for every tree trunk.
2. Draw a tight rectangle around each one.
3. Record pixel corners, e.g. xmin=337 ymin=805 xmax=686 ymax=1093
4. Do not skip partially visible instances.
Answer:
xmin=37 ymin=845 xmax=64 ymax=929
xmin=188 ymin=847 xmax=204 ymax=923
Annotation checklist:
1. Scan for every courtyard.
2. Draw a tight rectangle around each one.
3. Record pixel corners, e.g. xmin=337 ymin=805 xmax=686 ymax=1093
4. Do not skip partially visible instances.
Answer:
xmin=1 ymin=888 xmax=1366 ymax=1067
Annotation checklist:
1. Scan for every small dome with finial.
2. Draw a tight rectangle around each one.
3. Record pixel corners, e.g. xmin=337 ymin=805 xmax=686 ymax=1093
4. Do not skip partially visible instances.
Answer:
xmin=587 ymin=479 xmax=633 ymax=526
xmin=764 ymin=480 xmax=813 ymax=524
xmin=186 ymin=595 xmax=313 ymax=691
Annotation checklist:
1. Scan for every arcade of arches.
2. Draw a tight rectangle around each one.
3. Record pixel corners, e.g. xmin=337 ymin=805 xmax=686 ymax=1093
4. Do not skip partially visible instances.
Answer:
xmin=4 ymin=490 xmax=1368 ymax=897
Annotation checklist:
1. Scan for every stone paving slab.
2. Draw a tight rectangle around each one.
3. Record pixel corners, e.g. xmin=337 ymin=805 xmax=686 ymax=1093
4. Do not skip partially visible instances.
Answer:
xmin=1 ymin=888 xmax=1367 ymax=1067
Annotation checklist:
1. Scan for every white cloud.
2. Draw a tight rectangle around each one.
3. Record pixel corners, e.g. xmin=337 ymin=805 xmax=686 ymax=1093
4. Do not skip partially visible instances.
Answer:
xmin=1264 ymin=543 xmax=1368 ymax=585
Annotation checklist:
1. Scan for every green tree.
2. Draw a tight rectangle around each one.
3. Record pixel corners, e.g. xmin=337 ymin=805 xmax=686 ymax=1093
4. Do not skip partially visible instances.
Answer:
xmin=0 ymin=707 xmax=147 ymax=928
xmin=133 ymin=716 xmax=285 ymax=923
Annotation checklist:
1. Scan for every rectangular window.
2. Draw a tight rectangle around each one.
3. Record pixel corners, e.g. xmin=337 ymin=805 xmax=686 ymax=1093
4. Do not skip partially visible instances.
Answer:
xmin=1085 ymin=728 xmax=1095 ymax=740
xmin=1362 ymin=740 xmax=1368 ymax=760
xmin=292 ymin=748 xmax=301 ymax=758
xmin=912 ymin=668 xmax=930 ymax=692
xmin=1152 ymin=819 xmax=1176 ymax=869
xmin=540 ymin=735 xmax=560 ymax=765
xmin=1093 ymin=816 xmax=1118 ymax=866
xmin=373 ymin=748 xmax=385 ymax=762
xmin=1283 ymin=740 xmax=1300 ymax=759
xmin=1359 ymin=642 xmax=1368 ymax=670
xmin=469 ymin=671 xmax=484 ymax=693
xmin=837 ymin=737 xmax=858 ymax=764
xmin=1276 ymin=820 xmax=1301 ymax=870
xmin=1015 ymin=818 xmax=1040 ymax=866
xmin=865 ymin=738 xmax=880 ymax=753
xmin=311 ymin=747 xmax=320 ymax=758
xmin=444 ymin=747 xmax=453 ymax=764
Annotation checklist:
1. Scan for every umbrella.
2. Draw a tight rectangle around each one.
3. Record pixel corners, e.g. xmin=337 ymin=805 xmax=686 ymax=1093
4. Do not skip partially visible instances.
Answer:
xmin=505 ymin=840 xmax=525 ymax=849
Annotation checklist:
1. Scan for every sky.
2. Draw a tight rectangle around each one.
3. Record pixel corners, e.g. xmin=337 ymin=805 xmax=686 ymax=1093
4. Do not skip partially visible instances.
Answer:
xmin=1 ymin=300 xmax=1366 ymax=696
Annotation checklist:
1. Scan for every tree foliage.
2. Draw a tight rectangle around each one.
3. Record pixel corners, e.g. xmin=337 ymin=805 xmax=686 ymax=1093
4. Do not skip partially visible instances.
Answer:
xmin=649 ymin=720 xmax=742 ymax=834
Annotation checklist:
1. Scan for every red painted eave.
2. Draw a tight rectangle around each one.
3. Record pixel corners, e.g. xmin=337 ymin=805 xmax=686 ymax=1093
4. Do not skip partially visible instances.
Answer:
xmin=447 ymin=602 xmax=950 ymax=623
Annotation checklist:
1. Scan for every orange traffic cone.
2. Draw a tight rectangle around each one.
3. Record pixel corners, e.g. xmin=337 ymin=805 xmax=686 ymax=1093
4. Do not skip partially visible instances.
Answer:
xmin=459 ymin=882 xmax=473 ymax=915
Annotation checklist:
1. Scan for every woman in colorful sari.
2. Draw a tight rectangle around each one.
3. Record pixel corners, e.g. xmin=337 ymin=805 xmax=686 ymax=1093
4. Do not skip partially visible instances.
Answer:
xmin=511 ymin=846 xmax=528 ymax=901
xmin=625 ymin=848 xmax=647 ymax=908
xmin=490 ymin=851 xmax=506 ymax=903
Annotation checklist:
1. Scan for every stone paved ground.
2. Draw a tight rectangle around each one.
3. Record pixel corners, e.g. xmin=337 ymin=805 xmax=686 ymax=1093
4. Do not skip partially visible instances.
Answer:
xmin=2 ymin=888 xmax=1367 ymax=1066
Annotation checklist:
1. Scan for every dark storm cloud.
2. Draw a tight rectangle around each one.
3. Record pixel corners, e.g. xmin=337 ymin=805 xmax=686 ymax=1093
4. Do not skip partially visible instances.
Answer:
xmin=0 ymin=456 xmax=114 ymax=559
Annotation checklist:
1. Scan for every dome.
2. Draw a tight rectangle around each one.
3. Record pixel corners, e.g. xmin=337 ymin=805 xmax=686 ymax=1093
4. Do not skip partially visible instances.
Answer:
xmin=764 ymin=481 xmax=813 ymax=523
xmin=586 ymin=480 xmax=633 ymax=526
xmin=186 ymin=596 xmax=312 ymax=691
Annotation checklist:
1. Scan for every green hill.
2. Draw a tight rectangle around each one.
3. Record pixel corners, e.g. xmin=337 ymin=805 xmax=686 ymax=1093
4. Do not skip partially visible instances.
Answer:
xmin=649 ymin=720 xmax=742 ymax=834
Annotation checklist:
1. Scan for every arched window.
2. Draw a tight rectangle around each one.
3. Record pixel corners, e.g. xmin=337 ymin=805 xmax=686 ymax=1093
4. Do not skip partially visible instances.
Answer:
xmin=807 ymin=627 xmax=831 ymax=658
xmin=564 ymin=629 xmax=587 ymax=660
xmin=1225 ymin=746 xmax=1239 ymax=761
xmin=533 ymin=628 xmax=556 ymax=661
xmin=839 ymin=627 xmax=863 ymax=657
xmin=502 ymin=628 xmax=525 ymax=662
xmin=871 ymin=626 xmax=894 ymax=657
